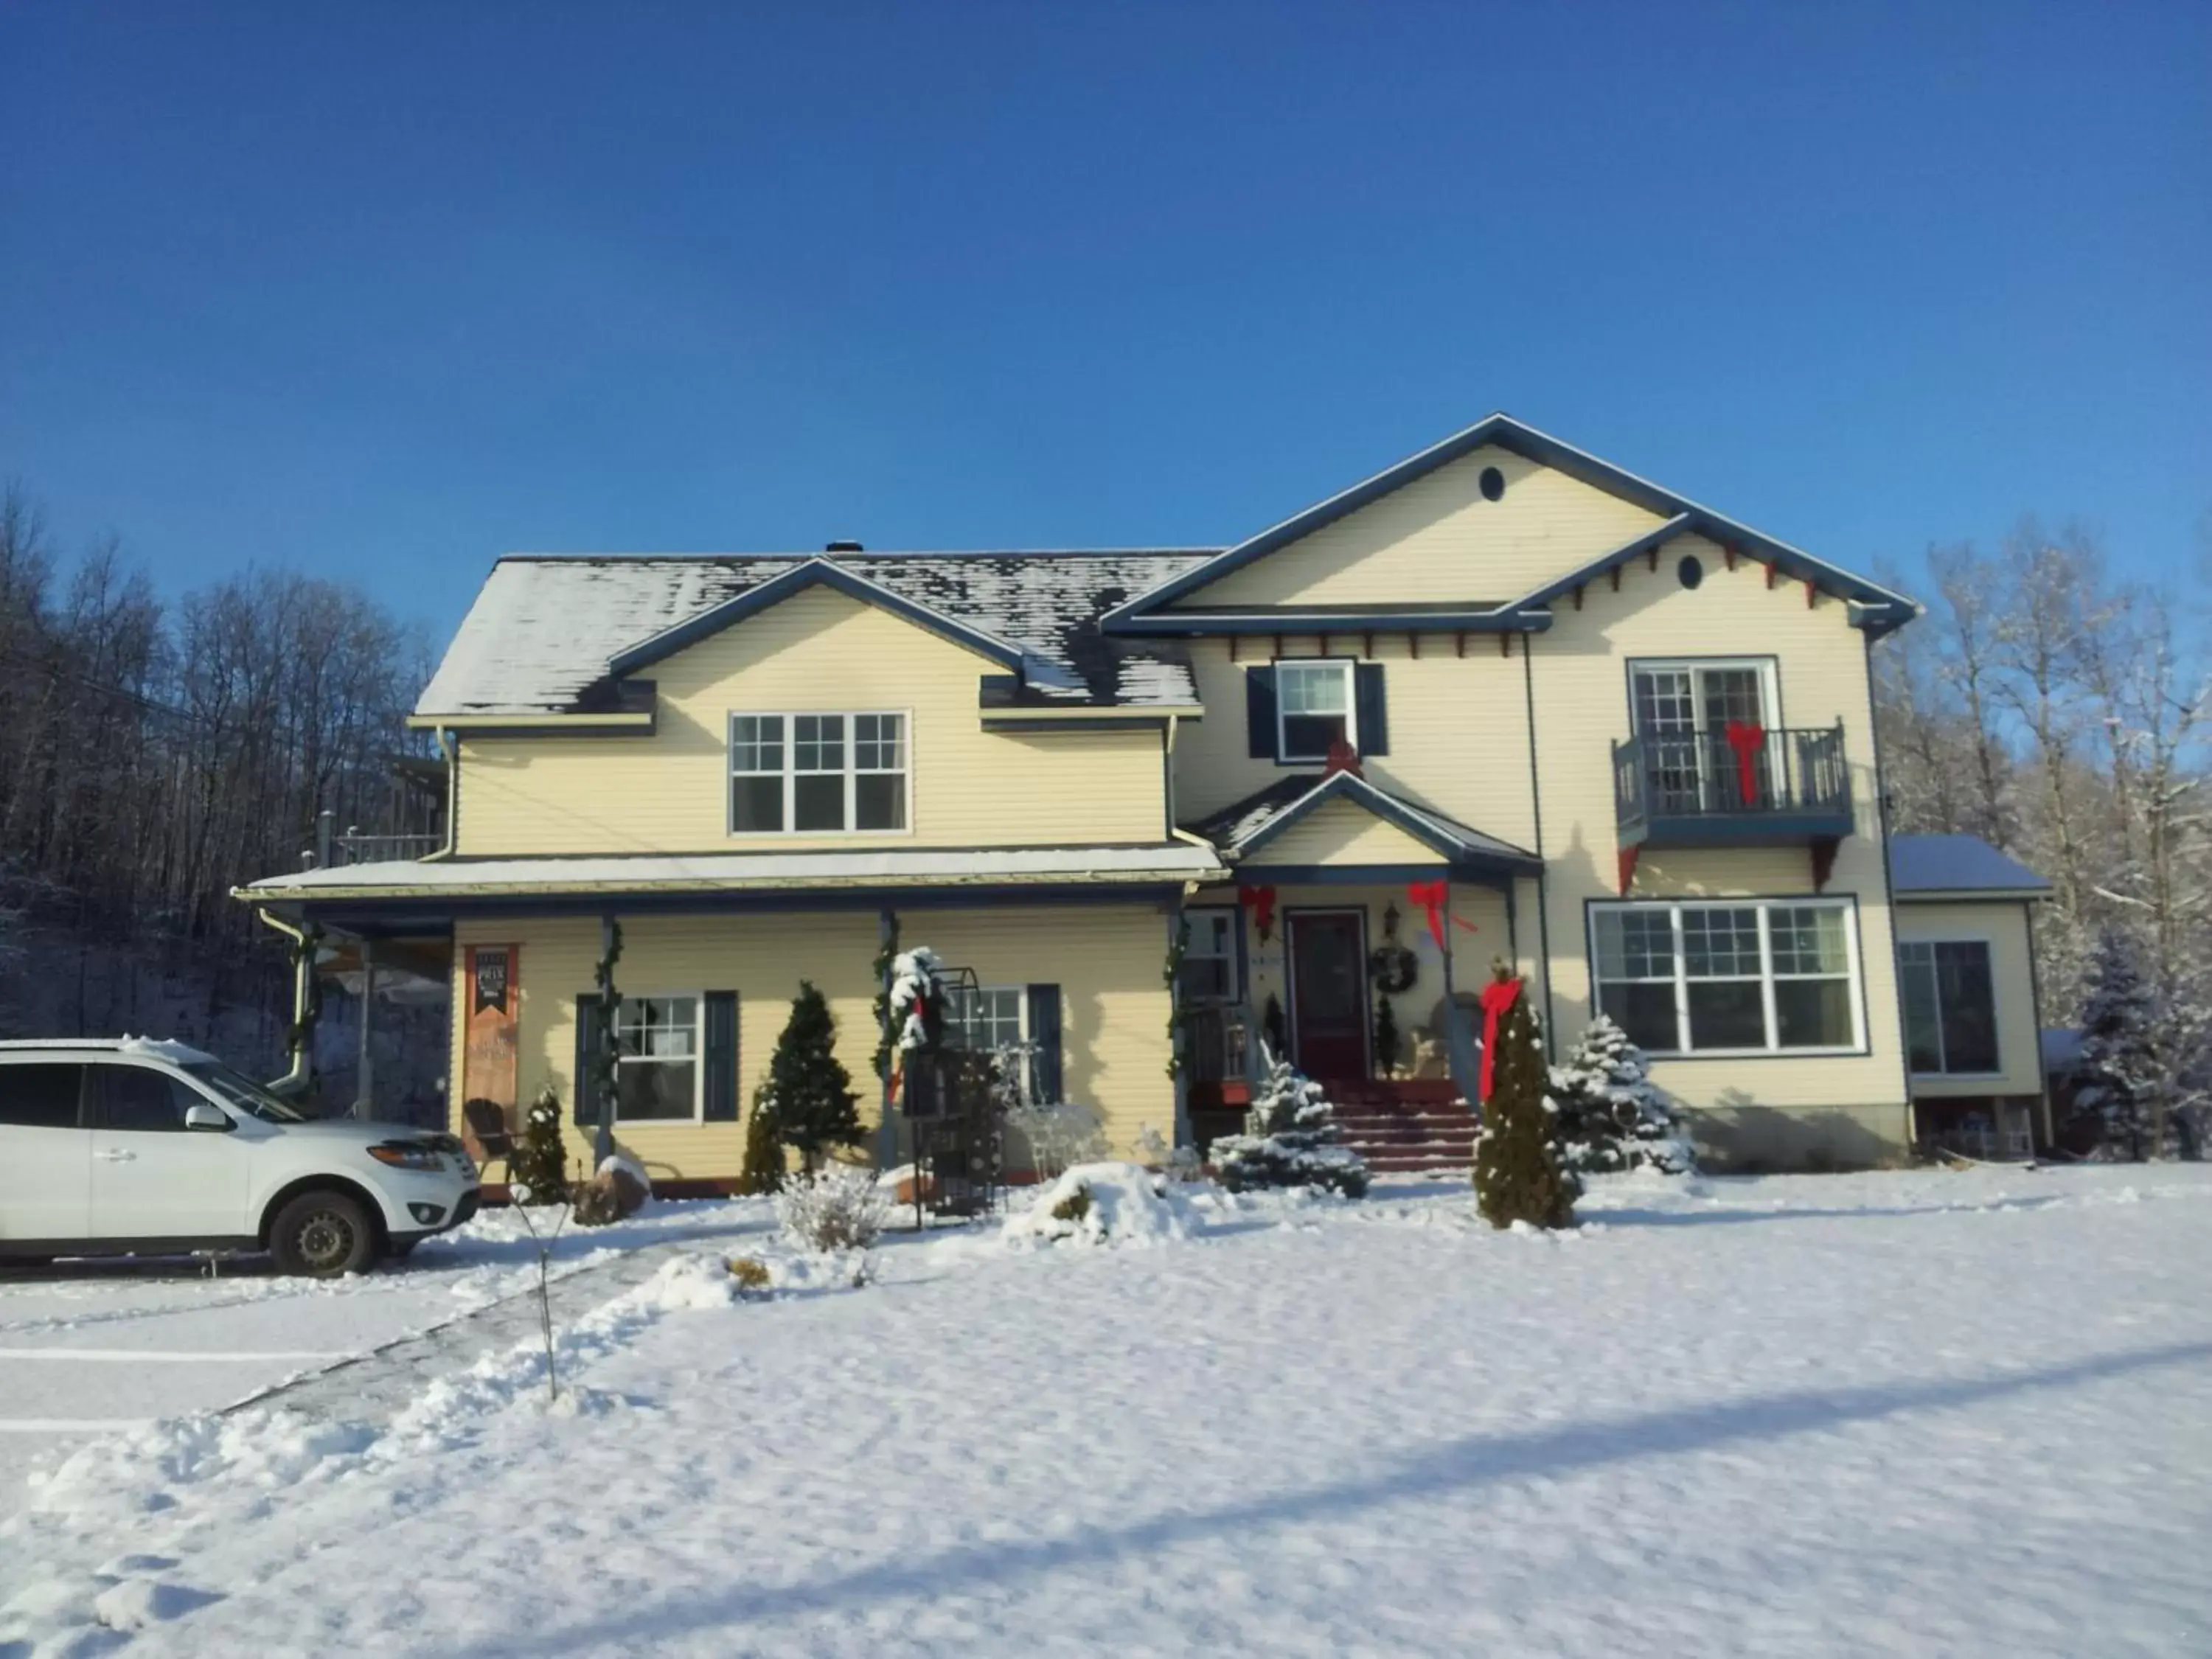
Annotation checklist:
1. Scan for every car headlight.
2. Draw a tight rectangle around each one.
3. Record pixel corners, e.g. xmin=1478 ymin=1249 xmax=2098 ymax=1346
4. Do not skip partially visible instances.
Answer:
xmin=368 ymin=1142 xmax=446 ymax=1172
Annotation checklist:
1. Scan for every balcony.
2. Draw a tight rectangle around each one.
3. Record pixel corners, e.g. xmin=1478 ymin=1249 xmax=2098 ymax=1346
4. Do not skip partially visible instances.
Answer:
xmin=1613 ymin=723 xmax=1853 ymax=885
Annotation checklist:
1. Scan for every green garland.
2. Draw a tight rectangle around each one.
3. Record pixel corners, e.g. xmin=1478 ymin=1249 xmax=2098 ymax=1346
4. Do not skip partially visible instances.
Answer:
xmin=870 ymin=909 xmax=901 ymax=1085
xmin=1163 ymin=913 xmax=1190 ymax=1079
xmin=588 ymin=919 xmax=625 ymax=1122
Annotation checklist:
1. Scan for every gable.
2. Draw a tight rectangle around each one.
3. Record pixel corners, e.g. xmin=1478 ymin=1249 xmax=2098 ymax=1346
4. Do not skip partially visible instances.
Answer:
xmin=1175 ymin=445 xmax=1666 ymax=611
xmin=1247 ymin=796 xmax=1447 ymax=867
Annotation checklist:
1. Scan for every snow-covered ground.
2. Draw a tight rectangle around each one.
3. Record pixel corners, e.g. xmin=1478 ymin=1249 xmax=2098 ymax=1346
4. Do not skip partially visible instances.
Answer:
xmin=4 ymin=1164 xmax=2211 ymax=1656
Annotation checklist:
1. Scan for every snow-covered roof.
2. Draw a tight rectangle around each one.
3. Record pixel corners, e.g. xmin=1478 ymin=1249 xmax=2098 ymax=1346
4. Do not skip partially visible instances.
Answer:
xmin=417 ymin=551 xmax=1217 ymax=717
xmin=1889 ymin=834 xmax=2050 ymax=896
xmin=241 ymin=844 xmax=1226 ymax=901
xmin=1183 ymin=771 xmax=1542 ymax=874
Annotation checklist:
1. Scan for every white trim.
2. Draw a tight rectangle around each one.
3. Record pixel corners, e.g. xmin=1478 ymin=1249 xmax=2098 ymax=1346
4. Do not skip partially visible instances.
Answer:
xmin=726 ymin=709 xmax=915 ymax=839
xmin=1589 ymin=897 xmax=1865 ymax=1058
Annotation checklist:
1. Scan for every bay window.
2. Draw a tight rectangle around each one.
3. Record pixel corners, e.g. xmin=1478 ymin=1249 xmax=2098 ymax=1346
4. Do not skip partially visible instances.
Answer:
xmin=1590 ymin=900 xmax=1863 ymax=1056
xmin=730 ymin=712 xmax=907 ymax=834
xmin=1899 ymin=941 xmax=2000 ymax=1075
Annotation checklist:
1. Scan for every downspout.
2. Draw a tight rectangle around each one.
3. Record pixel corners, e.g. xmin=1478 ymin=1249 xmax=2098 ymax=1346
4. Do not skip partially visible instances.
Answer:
xmin=256 ymin=906 xmax=322 ymax=1099
xmin=423 ymin=726 xmax=459 ymax=861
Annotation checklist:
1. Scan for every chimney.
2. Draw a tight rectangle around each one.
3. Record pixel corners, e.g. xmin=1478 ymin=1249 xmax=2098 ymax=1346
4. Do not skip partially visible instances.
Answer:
xmin=824 ymin=540 xmax=863 ymax=554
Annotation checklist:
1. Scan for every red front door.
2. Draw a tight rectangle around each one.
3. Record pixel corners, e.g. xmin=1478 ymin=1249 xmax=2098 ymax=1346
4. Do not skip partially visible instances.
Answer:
xmin=1288 ymin=911 xmax=1368 ymax=1079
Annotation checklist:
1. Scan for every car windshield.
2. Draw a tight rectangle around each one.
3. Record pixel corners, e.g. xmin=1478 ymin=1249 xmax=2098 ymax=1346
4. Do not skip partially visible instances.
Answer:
xmin=183 ymin=1060 xmax=307 ymax=1123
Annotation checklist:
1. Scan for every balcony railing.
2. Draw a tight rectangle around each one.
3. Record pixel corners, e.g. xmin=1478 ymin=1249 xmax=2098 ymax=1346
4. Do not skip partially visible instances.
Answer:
xmin=1613 ymin=722 xmax=1851 ymax=846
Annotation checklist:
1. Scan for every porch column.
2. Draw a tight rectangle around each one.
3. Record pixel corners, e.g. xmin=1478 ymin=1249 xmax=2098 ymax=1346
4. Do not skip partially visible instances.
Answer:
xmin=875 ymin=907 xmax=900 ymax=1172
xmin=594 ymin=913 xmax=618 ymax=1166
xmin=352 ymin=936 xmax=376 ymax=1121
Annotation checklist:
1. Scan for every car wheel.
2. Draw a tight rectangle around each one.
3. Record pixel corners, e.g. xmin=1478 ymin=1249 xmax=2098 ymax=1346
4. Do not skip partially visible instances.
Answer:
xmin=270 ymin=1191 xmax=376 ymax=1279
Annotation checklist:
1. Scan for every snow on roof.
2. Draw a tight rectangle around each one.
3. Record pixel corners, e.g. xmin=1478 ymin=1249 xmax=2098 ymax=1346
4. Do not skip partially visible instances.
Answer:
xmin=1889 ymin=834 xmax=2051 ymax=895
xmin=244 ymin=844 xmax=1226 ymax=899
xmin=417 ymin=551 xmax=1217 ymax=717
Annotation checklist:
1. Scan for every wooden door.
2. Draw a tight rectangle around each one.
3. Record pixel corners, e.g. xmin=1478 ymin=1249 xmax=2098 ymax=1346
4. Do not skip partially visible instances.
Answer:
xmin=1288 ymin=911 xmax=1368 ymax=1079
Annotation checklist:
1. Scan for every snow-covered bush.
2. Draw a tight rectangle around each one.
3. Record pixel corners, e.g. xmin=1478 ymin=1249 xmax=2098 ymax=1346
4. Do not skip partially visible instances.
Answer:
xmin=1002 ymin=1162 xmax=1196 ymax=1247
xmin=1009 ymin=1099 xmax=1107 ymax=1180
xmin=775 ymin=1163 xmax=889 ymax=1253
xmin=1209 ymin=1046 xmax=1369 ymax=1198
xmin=1548 ymin=1015 xmax=1695 ymax=1175
xmin=2069 ymin=928 xmax=2170 ymax=1160
xmin=888 ymin=946 xmax=945 ymax=1055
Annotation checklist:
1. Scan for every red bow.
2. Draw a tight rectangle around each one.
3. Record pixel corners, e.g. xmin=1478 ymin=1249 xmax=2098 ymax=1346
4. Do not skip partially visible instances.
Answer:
xmin=1724 ymin=720 xmax=1766 ymax=807
xmin=1477 ymin=975 xmax=1523 ymax=1102
xmin=1238 ymin=884 xmax=1278 ymax=942
xmin=1405 ymin=880 xmax=1479 ymax=953
xmin=1324 ymin=737 xmax=1363 ymax=778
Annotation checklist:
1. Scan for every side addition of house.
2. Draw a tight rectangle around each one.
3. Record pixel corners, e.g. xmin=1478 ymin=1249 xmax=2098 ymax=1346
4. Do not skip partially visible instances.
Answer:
xmin=237 ymin=414 xmax=2054 ymax=1180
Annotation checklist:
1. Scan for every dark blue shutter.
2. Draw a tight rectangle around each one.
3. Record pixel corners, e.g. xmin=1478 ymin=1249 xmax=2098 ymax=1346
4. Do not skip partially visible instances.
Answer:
xmin=702 ymin=991 xmax=739 ymax=1121
xmin=1245 ymin=666 xmax=1278 ymax=760
xmin=573 ymin=994 xmax=606 ymax=1125
xmin=1026 ymin=983 xmax=1063 ymax=1103
xmin=1355 ymin=662 xmax=1389 ymax=756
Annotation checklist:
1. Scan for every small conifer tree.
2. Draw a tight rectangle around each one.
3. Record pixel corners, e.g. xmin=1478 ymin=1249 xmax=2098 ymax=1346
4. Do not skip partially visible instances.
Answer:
xmin=1373 ymin=993 xmax=1401 ymax=1078
xmin=507 ymin=1082 xmax=569 ymax=1204
xmin=1550 ymin=1015 xmax=1694 ymax=1175
xmin=766 ymin=981 xmax=864 ymax=1173
xmin=1211 ymin=1043 xmax=1368 ymax=1197
xmin=1472 ymin=968 xmax=1579 ymax=1229
xmin=739 ymin=1094 xmax=785 ymax=1194
xmin=2071 ymin=928 xmax=2165 ymax=1160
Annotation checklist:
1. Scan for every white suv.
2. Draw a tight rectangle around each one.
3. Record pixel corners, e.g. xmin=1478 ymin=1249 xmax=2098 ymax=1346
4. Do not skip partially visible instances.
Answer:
xmin=0 ymin=1038 xmax=479 ymax=1277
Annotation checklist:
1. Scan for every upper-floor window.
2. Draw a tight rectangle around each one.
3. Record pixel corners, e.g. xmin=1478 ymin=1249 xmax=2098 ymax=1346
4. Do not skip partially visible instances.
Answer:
xmin=729 ymin=712 xmax=907 ymax=835
xmin=1899 ymin=940 xmax=2000 ymax=1075
xmin=1590 ymin=898 xmax=1863 ymax=1057
xmin=1276 ymin=660 xmax=1354 ymax=761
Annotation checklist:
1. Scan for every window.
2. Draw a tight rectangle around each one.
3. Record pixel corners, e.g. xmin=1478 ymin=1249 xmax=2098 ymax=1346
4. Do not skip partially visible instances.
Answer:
xmin=1899 ymin=941 xmax=2000 ymax=1075
xmin=94 ymin=1064 xmax=203 ymax=1131
xmin=1591 ymin=900 xmax=1862 ymax=1055
xmin=942 ymin=985 xmax=1032 ymax=1102
xmin=1630 ymin=660 xmax=1778 ymax=815
xmin=0 ymin=1063 xmax=84 ymax=1129
xmin=1179 ymin=910 xmax=1239 ymax=1001
xmin=729 ymin=712 xmax=906 ymax=834
xmin=615 ymin=995 xmax=700 ymax=1121
xmin=1276 ymin=661 xmax=1354 ymax=762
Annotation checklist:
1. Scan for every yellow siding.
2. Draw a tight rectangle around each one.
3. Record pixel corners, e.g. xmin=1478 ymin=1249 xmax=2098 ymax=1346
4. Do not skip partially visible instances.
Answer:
xmin=1175 ymin=446 xmax=1666 ymax=609
xmin=1172 ymin=632 xmax=1540 ymax=836
xmin=1896 ymin=900 xmax=2045 ymax=1099
xmin=454 ymin=586 xmax=1165 ymax=856
xmin=448 ymin=902 xmax=1175 ymax=1180
xmin=1254 ymin=798 xmax=1445 ymax=867
xmin=1528 ymin=535 xmax=1910 ymax=1150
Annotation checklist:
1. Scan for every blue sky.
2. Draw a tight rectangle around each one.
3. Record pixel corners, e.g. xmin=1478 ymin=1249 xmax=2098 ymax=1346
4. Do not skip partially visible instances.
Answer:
xmin=3 ymin=1 xmax=2206 ymax=641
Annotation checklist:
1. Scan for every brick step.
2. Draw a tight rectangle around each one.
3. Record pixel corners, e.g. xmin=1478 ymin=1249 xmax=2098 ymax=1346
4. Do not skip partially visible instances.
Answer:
xmin=1363 ymin=1152 xmax=1474 ymax=1174
xmin=1324 ymin=1080 xmax=1465 ymax=1106
xmin=1335 ymin=1119 xmax=1475 ymax=1138
xmin=1333 ymin=1110 xmax=1476 ymax=1127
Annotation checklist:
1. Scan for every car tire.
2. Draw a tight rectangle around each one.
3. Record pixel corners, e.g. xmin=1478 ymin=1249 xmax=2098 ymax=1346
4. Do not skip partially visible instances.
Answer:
xmin=386 ymin=1239 xmax=417 ymax=1260
xmin=269 ymin=1191 xmax=377 ymax=1279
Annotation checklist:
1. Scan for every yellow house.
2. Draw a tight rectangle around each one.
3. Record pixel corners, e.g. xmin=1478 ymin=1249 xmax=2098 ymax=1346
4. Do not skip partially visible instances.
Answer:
xmin=237 ymin=414 xmax=2050 ymax=1180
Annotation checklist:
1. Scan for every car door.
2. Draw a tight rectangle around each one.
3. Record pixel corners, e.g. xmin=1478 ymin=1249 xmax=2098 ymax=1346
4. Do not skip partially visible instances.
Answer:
xmin=0 ymin=1060 xmax=92 ymax=1244
xmin=86 ymin=1062 xmax=254 ymax=1242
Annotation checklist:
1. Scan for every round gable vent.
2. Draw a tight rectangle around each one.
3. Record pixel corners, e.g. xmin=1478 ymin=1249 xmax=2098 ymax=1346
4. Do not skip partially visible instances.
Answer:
xmin=1478 ymin=466 xmax=1506 ymax=502
xmin=1677 ymin=554 xmax=1704 ymax=590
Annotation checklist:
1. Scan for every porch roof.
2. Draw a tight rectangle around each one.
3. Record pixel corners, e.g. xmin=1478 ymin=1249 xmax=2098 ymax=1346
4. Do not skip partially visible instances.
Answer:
xmin=237 ymin=843 xmax=1226 ymax=907
xmin=1182 ymin=771 xmax=1541 ymax=878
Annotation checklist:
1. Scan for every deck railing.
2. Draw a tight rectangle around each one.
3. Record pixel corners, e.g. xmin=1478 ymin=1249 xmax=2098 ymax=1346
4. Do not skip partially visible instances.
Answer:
xmin=1614 ymin=723 xmax=1850 ymax=838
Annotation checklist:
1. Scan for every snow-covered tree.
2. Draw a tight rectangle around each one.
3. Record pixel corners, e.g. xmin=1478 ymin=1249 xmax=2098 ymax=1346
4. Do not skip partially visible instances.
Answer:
xmin=759 ymin=981 xmax=863 ymax=1173
xmin=738 ymin=1093 xmax=785 ymax=1194
xmin=1211 ymin=1044 xmax=1368 ymax=1197
xmin=2070 ymin=928 xmax=2166 ymax=1160
xmin=1472 ymin=970 xmax=1579 ymax=1229
xmin=1548 ymin=1015 xmax=1694 ymax=1175
xmin=507 ymin=1082 xmax=569 ymax=1203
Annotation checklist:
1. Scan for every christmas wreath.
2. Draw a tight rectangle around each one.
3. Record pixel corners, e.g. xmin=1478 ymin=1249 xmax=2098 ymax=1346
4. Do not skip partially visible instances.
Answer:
xmin=1367 ymin=942 xmax=1419 ymax=996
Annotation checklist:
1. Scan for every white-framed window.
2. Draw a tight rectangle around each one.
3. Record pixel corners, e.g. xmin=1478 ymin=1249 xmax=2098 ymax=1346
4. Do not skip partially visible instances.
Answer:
xmin=1276 ymin=659 xmax=1356 ymax=762
xmin=1899 ymin=940 xmax=2001 ymax=1076
xmin=942 ymin=985 xmax=1032 ymax=1101
xmin=614 ymin=994 xmax=701 ymax=1121
xmin=729 ymin=712 xmax=907 ymax=835
xmin=1629 ymin=659 xmax=1781 ymax=815
xmin=1179 ymin=908 xmax=1239 ymax=1001
xmin=1590 ymin=899 xmax=1863 ymax=1057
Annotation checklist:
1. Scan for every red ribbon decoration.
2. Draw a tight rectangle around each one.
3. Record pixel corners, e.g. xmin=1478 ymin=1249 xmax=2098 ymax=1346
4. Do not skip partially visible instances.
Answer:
xmin=1723 ymin=720 xmax=1766 ymax=806
xmin=1405 ymin=880 xmax=1480 ymax=953
xmin=1477 ymin=975 xmax=1523 ymax=1102
xmin=1238 ymin=883 xmax=1278 ymax=943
